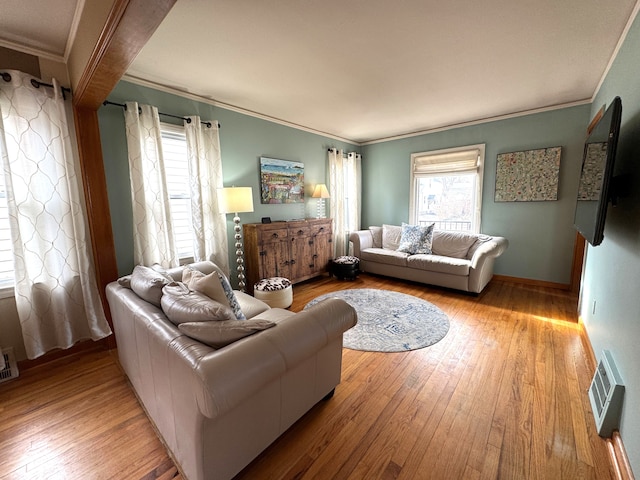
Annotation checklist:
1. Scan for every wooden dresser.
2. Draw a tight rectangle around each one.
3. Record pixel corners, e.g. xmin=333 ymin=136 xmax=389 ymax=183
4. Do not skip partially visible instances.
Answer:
xmin=243 ymin=218 xmax=333 ymax=294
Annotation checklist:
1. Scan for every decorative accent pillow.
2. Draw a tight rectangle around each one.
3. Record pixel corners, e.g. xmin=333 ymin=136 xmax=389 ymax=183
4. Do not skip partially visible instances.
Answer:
xmin=160 ymin=282 xmax=236 ymax=325
xmin=216 ymin=272 xmax=247 ymax=320
xmin=369 ymin=226 xmax=383 ymax=248
xmin=397 ymin=222 xmax=435 ymax=254
xmin=183 ymin=268 xmax=230 ymax=306
xmin=382 ymin=224 xmax=403 ymax=250
xmin=178 ymin=319 xmax=276 ymax=349
xmin=130 ymin=265 xmax=174 ymax=307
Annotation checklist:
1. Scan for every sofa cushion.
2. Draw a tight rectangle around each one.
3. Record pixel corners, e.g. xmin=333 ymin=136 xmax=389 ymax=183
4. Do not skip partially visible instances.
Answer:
xmin=361 ymin=247 xmax=409 ymax=267
xmin=397 ymin=222 xmax=434 ymax=254
xmin=407 ymin=254 xmax=471 ymax=276
xmin=382 ymin=224 xmax=403 ymax=250
xmin=130 ymin=265 xmax=174 ymax=307
xmin=369 ymin=226 xmax=383 ymax=248
xmin=432 ymin=231 xmax=480 ymax=259
xmin=161 ymin=283 xmax=236 ymax=324
xmin=178 ymin=319 xmax=275 ymax=349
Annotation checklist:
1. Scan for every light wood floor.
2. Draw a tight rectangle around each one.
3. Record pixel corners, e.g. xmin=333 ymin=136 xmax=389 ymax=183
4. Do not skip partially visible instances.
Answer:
xmin=0 ymin=274 xmax=614 ymax=480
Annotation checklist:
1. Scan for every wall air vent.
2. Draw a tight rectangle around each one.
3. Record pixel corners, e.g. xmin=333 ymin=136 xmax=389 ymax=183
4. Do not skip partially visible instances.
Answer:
xmin=588 ymin=350 xmax=624 ymax=438
xmin=0 ymin=347 xmax=19 ymax=384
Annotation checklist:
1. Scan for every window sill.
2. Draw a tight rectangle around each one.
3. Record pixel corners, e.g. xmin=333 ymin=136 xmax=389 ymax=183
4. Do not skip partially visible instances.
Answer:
xmin=0 ymin=285 xmax=15 ymax=300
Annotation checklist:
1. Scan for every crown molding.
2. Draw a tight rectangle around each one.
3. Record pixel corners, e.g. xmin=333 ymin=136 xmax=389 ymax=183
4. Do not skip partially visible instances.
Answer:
xmin=121 ymin=74 xmax=360 ymax=146
xmin=360 ymin=99 xmax=592 ymax=145
xmin=0 ymin=38 xmax=64 ymax=63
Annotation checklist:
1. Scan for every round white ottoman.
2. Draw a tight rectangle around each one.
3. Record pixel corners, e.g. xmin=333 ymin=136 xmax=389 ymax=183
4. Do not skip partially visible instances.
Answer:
xmin=253 ymin=277 xmax=293 ymax=308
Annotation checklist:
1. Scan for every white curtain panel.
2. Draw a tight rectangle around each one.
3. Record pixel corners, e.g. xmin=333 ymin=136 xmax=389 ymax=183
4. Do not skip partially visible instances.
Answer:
xmin=184 ymin=117 xmax=229 ymax=273
xmin=124 ymin=102 xmax=178 ymax=268
xmin=328 ymin=148 xmax=362 ymax=257
xmin=0 ymin=70 xmax=111 ymax=359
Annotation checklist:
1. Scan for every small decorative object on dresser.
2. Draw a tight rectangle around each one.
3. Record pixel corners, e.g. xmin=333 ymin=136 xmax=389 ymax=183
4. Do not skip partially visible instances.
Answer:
xmin=243 ymin=218 xmax=332 ymax=294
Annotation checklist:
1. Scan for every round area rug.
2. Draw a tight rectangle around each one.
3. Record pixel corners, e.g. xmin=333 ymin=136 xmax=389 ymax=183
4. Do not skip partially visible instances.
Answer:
xmin=305 ymin=289 xmax=450 ymax=352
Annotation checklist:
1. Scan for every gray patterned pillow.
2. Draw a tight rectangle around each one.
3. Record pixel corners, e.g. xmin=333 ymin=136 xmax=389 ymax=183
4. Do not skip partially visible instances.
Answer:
xmin=397 ymin=223 xmax=435 ymax=254
xmin=216 ymin=272 xmax=247 ymax=320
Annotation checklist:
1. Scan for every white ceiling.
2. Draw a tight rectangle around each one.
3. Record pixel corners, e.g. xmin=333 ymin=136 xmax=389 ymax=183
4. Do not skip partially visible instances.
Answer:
xmin=1 ymin=0 xmax=638 ymax=143
xmin=0 ymin=0 xmax=80 ymax=58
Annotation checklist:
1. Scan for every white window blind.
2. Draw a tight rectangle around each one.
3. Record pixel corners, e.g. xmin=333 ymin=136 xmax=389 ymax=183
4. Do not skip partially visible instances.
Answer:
xmin=160 ymin=124 xmax=195 ymax=262
xmin=0 ymin=171 xmax=13 ymax=289
xmin=412 ymin=148 xmax=481 ymax=174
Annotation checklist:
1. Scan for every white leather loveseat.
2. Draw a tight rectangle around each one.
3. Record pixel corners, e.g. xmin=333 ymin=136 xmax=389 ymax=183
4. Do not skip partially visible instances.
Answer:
xmin=106 ymin=261 xmax=357 ymax=480
xmin=350 ymin=225 xmax=508 ymax=294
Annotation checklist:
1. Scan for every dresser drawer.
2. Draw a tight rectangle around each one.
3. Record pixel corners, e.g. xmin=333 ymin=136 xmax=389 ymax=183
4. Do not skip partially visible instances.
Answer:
xmin=258 ymin=227 xmax=288 ymax=244
xmin=311 ymin=223 xmax=331 ymax=236
xmin=289 ymin=226 xmax=311 ymax=238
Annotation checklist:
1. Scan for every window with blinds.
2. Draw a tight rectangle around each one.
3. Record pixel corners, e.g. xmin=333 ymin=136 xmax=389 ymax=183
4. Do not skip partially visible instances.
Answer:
xmin=0 ymin=171 xmax=13 ymax=291
xmin=409 ymin=144 xmax=485 ymax=233
xmin=160 ymin=124 xmax=195 ymax=263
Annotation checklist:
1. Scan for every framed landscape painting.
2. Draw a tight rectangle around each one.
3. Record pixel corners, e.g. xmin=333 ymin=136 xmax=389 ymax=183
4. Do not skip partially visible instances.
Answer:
xmin=260 ymin=157 xmax=305 ymax=204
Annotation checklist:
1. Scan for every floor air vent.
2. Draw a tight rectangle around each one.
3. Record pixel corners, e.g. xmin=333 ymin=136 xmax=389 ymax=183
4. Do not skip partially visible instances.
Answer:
xmin=589 ymin=350 xmax=624 ymax=438
xmin=0 ymin=347 xmax=19 ymax=384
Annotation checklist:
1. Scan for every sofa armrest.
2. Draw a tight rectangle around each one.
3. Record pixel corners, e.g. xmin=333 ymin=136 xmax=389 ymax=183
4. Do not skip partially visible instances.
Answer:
xmin=469 ymin=236 xmax=509 ymax=269
xmin=467 ymin=236 xmax=509 ymax=293
xmin=349 ymin=230 xmax=374 ymax=257
xmin=193 ymin=298 xmax=357 ymax=419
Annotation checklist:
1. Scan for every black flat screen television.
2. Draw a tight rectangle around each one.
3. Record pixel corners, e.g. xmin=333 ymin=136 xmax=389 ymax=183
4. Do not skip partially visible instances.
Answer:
xmin=573 ymin=96 xmax=622 ymax=246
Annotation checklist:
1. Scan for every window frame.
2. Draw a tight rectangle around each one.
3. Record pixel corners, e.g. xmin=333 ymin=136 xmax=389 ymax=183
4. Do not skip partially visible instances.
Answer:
xmin=0 ymin=168 xmax=14 ymax=297
xmin=409 ymin=144 xmax=485 ymax=233
xmin=159 ymin=122 xmax=196 ymax=265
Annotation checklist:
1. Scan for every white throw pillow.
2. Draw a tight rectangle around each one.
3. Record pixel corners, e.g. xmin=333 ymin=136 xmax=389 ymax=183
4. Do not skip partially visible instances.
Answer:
xmin=382 ymin=224 xmax=403 ymax=250
xmin=369 ymin=226 xmax=383 ymax=248
xmin=182 ymin=267 xmax=246 ymax=320
xmin=183 ymin=268 xmax=230 ymax=306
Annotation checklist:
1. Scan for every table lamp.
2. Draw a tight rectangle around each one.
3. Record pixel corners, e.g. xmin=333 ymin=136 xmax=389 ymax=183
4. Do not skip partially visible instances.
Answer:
xmin=312 ymin=183 xmax=330 ymax=218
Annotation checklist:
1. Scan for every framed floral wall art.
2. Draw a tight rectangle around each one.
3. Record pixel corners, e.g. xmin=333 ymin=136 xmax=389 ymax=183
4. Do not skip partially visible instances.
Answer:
xmin=494 ymin=147 xmax=562 ymax=202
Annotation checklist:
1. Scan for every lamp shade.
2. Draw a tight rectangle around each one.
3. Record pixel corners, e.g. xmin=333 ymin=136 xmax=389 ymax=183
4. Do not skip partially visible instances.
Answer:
xmin=217 ymin=187 xmax=254 ymax=214
xmin=311 ymin=184 xmax=330 ymax=199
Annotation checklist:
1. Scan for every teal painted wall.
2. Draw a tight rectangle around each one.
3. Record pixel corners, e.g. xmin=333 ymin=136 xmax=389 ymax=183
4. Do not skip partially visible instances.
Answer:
xmin=98 ymin=81 xmax=358 ymax=278
xmin=580 ymin=12 xmax=640 ymax=474
xmin=361 ymin=104 xmax=591 ymax=284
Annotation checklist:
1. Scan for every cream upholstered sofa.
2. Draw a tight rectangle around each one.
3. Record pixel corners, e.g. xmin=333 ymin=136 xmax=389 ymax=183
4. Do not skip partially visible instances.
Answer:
xmin=106 ymin=261 xmax=357 ymax=480
xmin=350 ymin=225 xmax=508 ymax=294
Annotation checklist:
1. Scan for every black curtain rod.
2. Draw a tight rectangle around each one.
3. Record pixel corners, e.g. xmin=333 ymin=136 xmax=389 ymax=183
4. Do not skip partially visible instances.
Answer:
xmin=102 ymin=100 xmax=219 ymax=128
xmin=1 ymin=71 xmax=72 ymax=100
